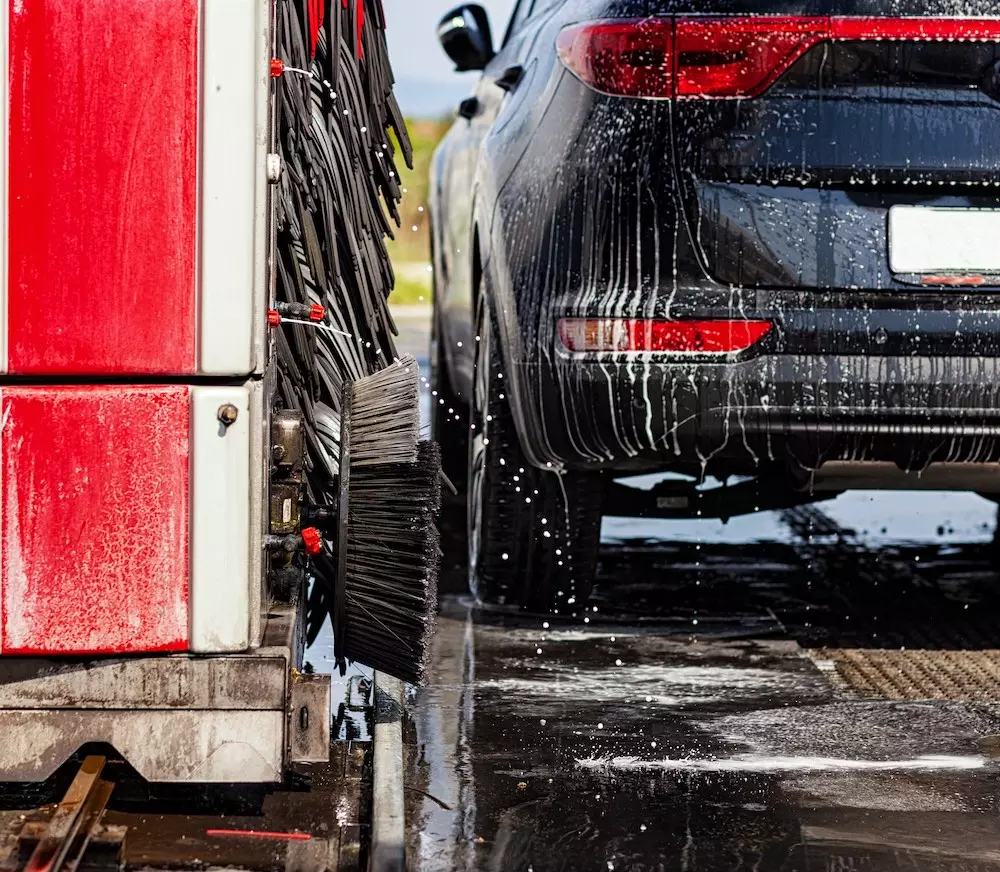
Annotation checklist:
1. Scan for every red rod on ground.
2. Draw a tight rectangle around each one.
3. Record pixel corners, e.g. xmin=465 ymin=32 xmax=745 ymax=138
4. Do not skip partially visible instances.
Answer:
xmin=205 ymin=829 xmax=312 ymax=842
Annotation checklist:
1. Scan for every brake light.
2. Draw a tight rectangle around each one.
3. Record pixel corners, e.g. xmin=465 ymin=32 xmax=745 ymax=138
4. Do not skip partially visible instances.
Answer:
xmin=674 ymin=17 xmax=826 ymax=98
xmin=557 ymin=17 xmax=1000 ymax=99
xmin=557 ymin=318 xmax=773 ymax=354
xmin=556 ymin=19 xmax=674 ymax=98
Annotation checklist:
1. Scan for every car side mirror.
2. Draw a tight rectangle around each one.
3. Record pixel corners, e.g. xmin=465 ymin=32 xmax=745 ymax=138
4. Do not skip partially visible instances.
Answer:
xmin=438 ymin=5 xmax=495 ymax=72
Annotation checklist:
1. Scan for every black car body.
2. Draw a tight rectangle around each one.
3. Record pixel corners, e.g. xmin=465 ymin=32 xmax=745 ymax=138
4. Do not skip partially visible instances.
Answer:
xmin=430 ymin=0 xmax=1000 ymax=608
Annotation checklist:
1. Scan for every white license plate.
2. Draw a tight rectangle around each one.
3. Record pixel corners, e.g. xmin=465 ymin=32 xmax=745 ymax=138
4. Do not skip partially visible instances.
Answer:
xmin=888 ymin=206 xmax=1000 ymax=274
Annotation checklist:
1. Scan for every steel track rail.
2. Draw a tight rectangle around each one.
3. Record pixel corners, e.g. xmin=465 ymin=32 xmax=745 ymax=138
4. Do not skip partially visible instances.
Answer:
xmin=22 ymin=755 xmax=114 ymax=872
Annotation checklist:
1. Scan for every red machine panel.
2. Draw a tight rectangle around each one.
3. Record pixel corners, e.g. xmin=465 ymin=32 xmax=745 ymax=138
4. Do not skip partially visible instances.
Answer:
xmin=0 ymin=387 xmax=190 ymax=654
xmin=8 ymin=0 xmax=199 ymax=375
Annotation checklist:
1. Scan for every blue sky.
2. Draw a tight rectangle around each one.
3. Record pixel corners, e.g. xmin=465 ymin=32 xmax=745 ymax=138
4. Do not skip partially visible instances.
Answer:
xmin=383 ymin=0 xmax=518 ymax=117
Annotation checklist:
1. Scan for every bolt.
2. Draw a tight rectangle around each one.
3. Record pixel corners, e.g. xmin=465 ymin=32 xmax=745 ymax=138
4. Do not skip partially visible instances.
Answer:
xmin=218 ymin=404 xmax=239 ymax=426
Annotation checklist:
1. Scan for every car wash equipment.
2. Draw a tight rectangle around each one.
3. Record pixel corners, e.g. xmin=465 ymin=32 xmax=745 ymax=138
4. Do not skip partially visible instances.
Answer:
xmin=272 ymin=0 xmax=440 ymax=683
xmin=302 ymin=358 xmax=440 ymax=685
xmin=0 ymin=0 xmax=432 ymax=785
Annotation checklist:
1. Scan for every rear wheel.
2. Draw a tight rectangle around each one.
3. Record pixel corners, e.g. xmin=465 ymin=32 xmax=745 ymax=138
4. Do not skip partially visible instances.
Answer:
xmin=467 ymin=297 xmax=605 ymax=612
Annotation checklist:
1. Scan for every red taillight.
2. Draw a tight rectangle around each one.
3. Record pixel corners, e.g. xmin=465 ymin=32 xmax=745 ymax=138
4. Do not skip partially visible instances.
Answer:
xmin=557 ymin=318 xmax=773 ymax=354
xmin=558 ymin=16 xmax=1000 ymax=99
xmin=556 ymin=19 xmax=674 ymax=98
xmin=674 ymin=17 xmax=826 ymax=98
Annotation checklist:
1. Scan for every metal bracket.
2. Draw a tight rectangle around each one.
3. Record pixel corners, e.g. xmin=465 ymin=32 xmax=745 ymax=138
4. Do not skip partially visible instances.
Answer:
xmin=288 ymin=672 xmax=332 ymax=765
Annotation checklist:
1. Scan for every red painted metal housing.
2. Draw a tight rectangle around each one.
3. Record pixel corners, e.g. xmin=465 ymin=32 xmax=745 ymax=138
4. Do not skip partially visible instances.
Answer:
xmin=0 ymin=387 xmax=190 ymax=654
xmin=8 ymin=0 xmax=199 ymax=375
xmin=3 ymin=0 xmax=260 ymax=656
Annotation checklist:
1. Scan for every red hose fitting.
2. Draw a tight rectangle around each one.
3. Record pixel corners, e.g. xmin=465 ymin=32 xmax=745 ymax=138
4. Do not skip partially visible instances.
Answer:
xmin=301 ymin=527 xmax=323 ymax=556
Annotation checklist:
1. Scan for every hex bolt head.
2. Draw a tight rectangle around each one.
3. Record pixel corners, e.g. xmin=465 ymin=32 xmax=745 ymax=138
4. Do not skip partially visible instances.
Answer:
xmin=218 ymin=404 xmax=240 ymax=427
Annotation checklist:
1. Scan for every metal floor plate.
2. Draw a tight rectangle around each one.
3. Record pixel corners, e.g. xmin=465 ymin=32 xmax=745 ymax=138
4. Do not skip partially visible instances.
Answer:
xmin=812 ymin=648 xmax=1000 ymax=702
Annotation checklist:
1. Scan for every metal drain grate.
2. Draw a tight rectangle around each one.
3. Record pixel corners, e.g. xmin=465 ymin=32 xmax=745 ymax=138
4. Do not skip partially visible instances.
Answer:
xmin=811 ymin=649 xmax=1000 ymax=702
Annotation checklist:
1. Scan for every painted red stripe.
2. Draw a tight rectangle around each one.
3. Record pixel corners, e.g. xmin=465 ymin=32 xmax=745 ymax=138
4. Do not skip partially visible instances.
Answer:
xmin=8 ymin=0 xmax=198 ymax=375
xmin=1 ymin=386 xmax=190 ymax=654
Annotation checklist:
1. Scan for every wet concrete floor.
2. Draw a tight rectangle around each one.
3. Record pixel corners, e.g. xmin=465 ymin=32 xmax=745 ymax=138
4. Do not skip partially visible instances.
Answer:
xmin=401 ymin=299 xmax=1000 ymax=871
xmin=407 ymin=493 xmax=1000 ymax=872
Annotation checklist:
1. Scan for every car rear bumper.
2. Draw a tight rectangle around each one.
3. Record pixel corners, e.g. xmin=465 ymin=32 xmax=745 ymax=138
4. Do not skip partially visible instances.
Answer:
xmin=513 ymin=353 xmax=1000 ymax=476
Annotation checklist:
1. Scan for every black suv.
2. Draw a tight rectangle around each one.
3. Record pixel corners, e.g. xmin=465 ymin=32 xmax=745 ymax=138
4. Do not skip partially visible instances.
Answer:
xmin=430 ymin=0 xmax=1000 ymax=610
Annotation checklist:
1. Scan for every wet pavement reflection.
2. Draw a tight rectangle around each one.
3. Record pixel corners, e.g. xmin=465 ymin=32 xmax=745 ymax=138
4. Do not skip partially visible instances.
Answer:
xmin=408 ymin=490 xmax=1000 ymax=872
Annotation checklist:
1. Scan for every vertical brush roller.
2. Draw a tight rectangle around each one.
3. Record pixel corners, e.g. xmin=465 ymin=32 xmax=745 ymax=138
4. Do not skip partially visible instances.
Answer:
xmin=274 ymin=0 xmax=438 ymax=683
xmin=339 ymin=441 xmax=441 ymax=683
xmin=332 ymin=357 xmax=440 ymax=684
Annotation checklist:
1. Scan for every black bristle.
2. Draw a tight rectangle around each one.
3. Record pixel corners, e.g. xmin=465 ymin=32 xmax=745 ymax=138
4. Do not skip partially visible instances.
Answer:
xmin=274 ymin=0 xmax=441 ymax=682
xmin=348 ymin=355 xmax=420 ymax=467
xmin=340 ymin=441 xmax=442 ymax=685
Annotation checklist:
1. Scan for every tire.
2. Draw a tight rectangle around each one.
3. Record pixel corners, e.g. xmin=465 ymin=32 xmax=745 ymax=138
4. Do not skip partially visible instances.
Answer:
xmin=430 ymin=300 xmax=469 ymax=500
xmin=468 ymin=297 xmax=605 ymax=613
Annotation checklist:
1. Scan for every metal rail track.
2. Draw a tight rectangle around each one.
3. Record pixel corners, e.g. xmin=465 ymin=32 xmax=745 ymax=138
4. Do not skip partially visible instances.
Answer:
xmin=18 ymin=756 xmax=117 ymax=872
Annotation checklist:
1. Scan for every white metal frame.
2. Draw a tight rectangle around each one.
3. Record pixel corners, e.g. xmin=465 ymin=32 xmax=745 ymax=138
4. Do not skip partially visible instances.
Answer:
xmin=199 ymin=0 xmax=270 ymax=376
